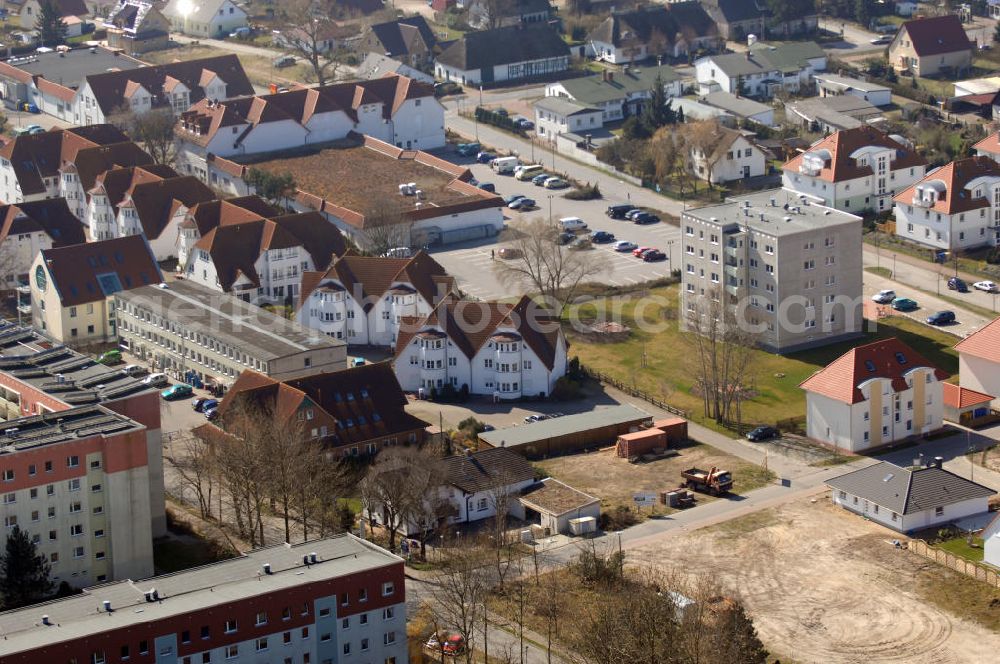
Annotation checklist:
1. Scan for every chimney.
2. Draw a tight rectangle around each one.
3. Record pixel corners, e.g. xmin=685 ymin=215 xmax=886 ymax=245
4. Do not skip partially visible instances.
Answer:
xmin=263 ymin=563 xmax=272 ymax=575
xmin=309 ymin=552 xmax=318 ymax=563
xmin=41 ymin=615 xmax=51 ymax=625
xmin=102 ymin=600 xmax=112 ymax=612
xmin=933 ymin=456 xmax=944 ymax=469
xmin=303 ymin=554 xmax=311 ymax=566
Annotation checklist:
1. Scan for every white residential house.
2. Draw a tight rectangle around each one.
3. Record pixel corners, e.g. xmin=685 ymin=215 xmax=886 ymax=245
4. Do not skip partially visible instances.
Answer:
xmin=434 ymin=24 xmax=569 ymax=87
xmin=827 ymin=460 xmax=995 ymax=534
xmin=296 ymin=252 xmax=456 ymax=347
xmin=544 ymin=66 xmax=683 ymax=124
xmin=783 ymin=126 xmax=927 ymax=214
xmin=893 ymin=156 xmax=1000 ymax=251
xmin=813 ymin=73 xmax=892 ymax=107
xmin=800 ymin=338 xmax=947 ymax=453
xmin=393 ymin=296 xmax=567 ymax=399
xmin=534 ymin=97 xmax=602 ymax=140
xmin=974 ymin=130 xmax=1000 ymax=163
xmin=984 ymin=512 xmax=1000 ymax=567
xmin=955 ymin=315 xmax=1000 ymax=403
xmin=161 ymin=0 xmax=247 ymax=38
xmin=695 ymin=41 xmax=827 ymax=98
xmin=688 ymin=127 xmax=766 ymax=184
xmin=0 ymin=199 xmax=86 ymax=289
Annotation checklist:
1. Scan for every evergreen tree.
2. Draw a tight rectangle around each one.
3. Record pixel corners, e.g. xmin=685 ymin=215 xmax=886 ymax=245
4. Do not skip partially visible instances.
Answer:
xmin=641 ymin=73 xmax=669 ymax=135
xmin=854 ymin=0 xmax=873 ymax=29
xmin=0 ymin=526 xmax=53 ymax=610
xmin=36 ymin=0 xmax=68 ymax=47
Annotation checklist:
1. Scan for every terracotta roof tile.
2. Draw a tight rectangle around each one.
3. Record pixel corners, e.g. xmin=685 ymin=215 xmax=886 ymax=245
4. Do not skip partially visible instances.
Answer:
xmin=40 ymin=234 xmax=163 ymax=306
xmin=942 ymin=382 xmax=994 ymax=409
xmin=893 ymin=156 xmax=1000 ymax=215
xmin=955 ymin=314 xmax=1000 ymax=363
xmin=783 ymin=126 xmax=925 ymax=183
xmin=898 ymin=15 xmax=973 ymax=57
xmin=799 ymin=337 xmax=949 ymax=405
xmin=0 ymin=199 xmax=86 ymax=250
xmin=974 ymin=131 xmax=1000 ymax=156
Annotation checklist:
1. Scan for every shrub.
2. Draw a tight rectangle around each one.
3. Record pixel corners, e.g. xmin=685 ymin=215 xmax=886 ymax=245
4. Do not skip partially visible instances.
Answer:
xmin=571 ymin=546 xmax=625 ymax=586
xmin=457 ymin=417 xmax=486 ymax=435
xmin=551 ymin=377 xmax=582 ymax=401
xmin=565 ymin=182 xmax=602 ymax=200
xmin=986 ymin=247 xmax=1000 ymax=265
xmin=598 ymin=505 xmax=639 ymax=532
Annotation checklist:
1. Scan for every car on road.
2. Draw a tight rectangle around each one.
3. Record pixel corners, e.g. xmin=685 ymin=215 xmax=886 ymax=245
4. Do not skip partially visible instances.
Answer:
xmin=532 ymin=173 xmax=551 ymax=186
xmin=476 ymin=151 xmax=496 ymax=163
xmin=142 ymin=372 xmax=169 ymax=388
xmin=498 ymin=247 xmax=522 ymax=259
xmin=96 ymin=349 xmax=122 ymax=365
xmin=926 ymin=310 xmax=956 ymax=326
xmin=746 ymin=425 xmax=780 ymax=442
xmin=948 ymin=277 xmax=969 ymax=292
xmin=871 ymin=289 xmax=896 ymax=304
xmin=508 ymin=197 xmax=536 ymax=210
xmin=974 ymin=280 xmax=999 ymax=293
xmin=503 ymin=193 xmax=525 ymax=206
xmin=607 ymin=204 xmax=637 ymax=219
xmin=590 ymin=230 xmax=615 ymax=243
xmin=161 ymin=384 xmax=193 ymax=401
xmin=869 ymin=35 xmax=892 ymax=45
xmin=642 ymin=249 xmax=666 ymax=262
xmin=477 ymin=182 xmax=496 ymax=193
xmin=614 ymin=240 xmax=637 ymax=252
xmin=543 ymin=177 xmax=569 ymax=189
xmin=633 ymin=212 xmax=660 ymax=225
xmin=456 ymin=142 xmax=481 ymax=157
xmin=633 ymin=246 xmax=653 ymax=257
xmin=891 ymin=297 xmax=918 ymax=311
xmin=524 ymin=414 xmax=549 ymax=423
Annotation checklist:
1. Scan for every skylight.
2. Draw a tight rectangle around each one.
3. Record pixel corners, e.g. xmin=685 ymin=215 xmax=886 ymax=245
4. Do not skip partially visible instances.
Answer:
xmin=883 ymin=473 xmax=894 ymax=482
xmin=865 ymin=360 xmax=876 ymax=372
xmin=895 ymin=352 xmax=907 ymax=365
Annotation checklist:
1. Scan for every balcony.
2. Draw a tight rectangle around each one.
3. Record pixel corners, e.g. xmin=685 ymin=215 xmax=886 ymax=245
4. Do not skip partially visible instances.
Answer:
xmin=724 ymin=282 xmax=741 ymax=297
xmin=16 ymin=304 xmax=31 ymax=315
xmin=15 ymin=284 xmax=30 ymax=295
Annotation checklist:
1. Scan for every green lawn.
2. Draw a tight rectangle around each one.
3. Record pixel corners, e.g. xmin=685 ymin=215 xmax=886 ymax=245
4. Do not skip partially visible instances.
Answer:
xmin=865 ymin=266 xmax=892 ymax=279
xmin=567 ymin=285 xmax=960 ymax=430
xmin=937 ymin=536 xmax=985 ymax=562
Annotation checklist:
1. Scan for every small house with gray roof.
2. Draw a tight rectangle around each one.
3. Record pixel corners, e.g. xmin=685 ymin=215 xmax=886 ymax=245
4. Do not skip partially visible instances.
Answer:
xmin=161 ymin=0 xmax=247 ymax=38
xmin=695 ymin=40 xmax=826 ymax=98
xmin=434 ymin=24 xmax=569 ymax=86
xmin=534 ymin=96 xmax=602 ymax=140
xmin=826 ymin=460 xmax=995 ymax=533
xmin=544 ymin=65 xmax=683 ymax=123
xmin=586 ymin=3 xmax=721 ymax=64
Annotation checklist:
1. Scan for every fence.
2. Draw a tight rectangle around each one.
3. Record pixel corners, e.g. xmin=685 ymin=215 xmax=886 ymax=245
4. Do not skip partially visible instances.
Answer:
xmin=579 ymin=365 xmax=688 ymax=418
xmin=908 ymin=539 xmax=1000 ymax=588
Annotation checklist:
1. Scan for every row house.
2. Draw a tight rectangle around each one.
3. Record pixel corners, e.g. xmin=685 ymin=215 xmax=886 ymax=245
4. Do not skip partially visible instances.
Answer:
xmin=893 ymin=156 xmax=1000 ymax=251
xmin=782 ymin=126 xmax=927 ymax=215
xmin=296 ymin=251 xmax=455 ymax=347
xmin=393 ymin=295 xmax=568 ymax=399
xmin=0 ymin=199 xmax=86 ymax=290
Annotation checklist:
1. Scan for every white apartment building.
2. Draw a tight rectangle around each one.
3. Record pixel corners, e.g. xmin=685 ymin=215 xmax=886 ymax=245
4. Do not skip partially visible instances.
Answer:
xmin=297 ymin=252 xmax=455 ymax=347
xmin=783 ymin=126 xmax=927 ymax=215
xmin=680 ymin=189 xmax=864 ymax=354
xmin=801 ymin=337 xmax=947 ymax=453
xmin=0 ymin=405 xmax=156 ymax=586
xmin=393 ymin=296 xmax=567 ymax=399
xmin=893 ymin=156 xmax=1000 ymax=251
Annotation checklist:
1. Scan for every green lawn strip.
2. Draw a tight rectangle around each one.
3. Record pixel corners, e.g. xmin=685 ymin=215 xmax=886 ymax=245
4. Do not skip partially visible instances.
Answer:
xmin=936 ymin=536 xmax=986 ymax=562
xmin=865 ymin=266 xmax=892 ymax=279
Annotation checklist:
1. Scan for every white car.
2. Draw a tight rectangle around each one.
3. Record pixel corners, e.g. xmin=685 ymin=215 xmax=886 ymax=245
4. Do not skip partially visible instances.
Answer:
xmin=142 ymin=372 xmax=169 ymax=388
xmin=871 ymin=289 xmax=896 ymax=304
xmin=613 ymin=240 xmax=638 ymax=252
xmin=974 ymin=280 xmax=999 ymax=293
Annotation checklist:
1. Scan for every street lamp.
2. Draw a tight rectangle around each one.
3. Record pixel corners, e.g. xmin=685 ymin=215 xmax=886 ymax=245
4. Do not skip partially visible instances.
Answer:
xmin=666 ymin=239 xmax=675 ymax=267
xmin=547 ymin=194 xmax=553 ymax=223
xmin=892 ymin=253 xmax=896 ymax=279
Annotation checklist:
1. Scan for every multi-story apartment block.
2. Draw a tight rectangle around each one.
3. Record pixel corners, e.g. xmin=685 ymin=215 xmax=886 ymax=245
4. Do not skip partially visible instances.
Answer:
xmin=0 ymin=405 xmax=156 ymax=586
xmin=393 ymin=295 xmax=568 ymax=399
xmin=801 ymin=338 xmax=947 ymax=452
xmin=782 ymin=126 xmax=927 ymax=215
xmin=184 ymin=210 xmax=348 ymax=304
xmin=297 ymin=252 xmax=455 ymax=346
xmin=0 ymin=534 xmax=407 ymax=664
xmin=680 ymin=189 xmax=864 ymax=354
xmin=0 ymin=199 xmax=86 ymax=290
xmin=892 ymin=156 xmax=1000 ymax=251
xmin=30 ymin=235 xmax=163 ymax=346
xmin=86 ymin=164 xmax=216 ymax=259
xmin=116 ymin=279 xmax=347 ymax=387
xmin=0 ymin=125 xmax=153 ymax=218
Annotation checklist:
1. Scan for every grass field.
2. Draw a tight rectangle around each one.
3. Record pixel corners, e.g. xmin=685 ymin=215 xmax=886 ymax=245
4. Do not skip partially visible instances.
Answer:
xmin=566 ymin=285 xmax=960 ymax=430
xmin=141 ymin=44 xmax=313 ymax=88
xmin=936 ymin=535 xmax=986 ymax=562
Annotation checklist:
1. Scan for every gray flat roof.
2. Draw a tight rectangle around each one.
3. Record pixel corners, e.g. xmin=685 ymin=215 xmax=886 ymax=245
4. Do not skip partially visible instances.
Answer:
xmin=813 ymin=73 xmax=890 ymax=94
xmin=0 ymin=323 xmax=152 ymax=406
xmin=0 ymin=535 xmax=401 ymax=655
xmin=534 ymin=96 xmax=599 ymax=116
xmin=0 ymin=405 xmax=143 ymax=451
xmin=672 ymin=97 xmax=734 ymax=121
xmin=702 ymin=91 xmax=772 ymax=119
xmin=116 ymin=280 xmax=345 ymax=361
xmin=683 ymin=188 xmax=862 ymax=237
xmin=5 ymin=47 xmax=144 ymax=90
xmin=478 ymin=404 xmax=651 ymax=448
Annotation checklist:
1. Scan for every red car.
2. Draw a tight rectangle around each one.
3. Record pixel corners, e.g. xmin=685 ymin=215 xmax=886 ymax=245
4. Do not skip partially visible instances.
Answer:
xmin=632 ymin=246 xmax=653 ymax=257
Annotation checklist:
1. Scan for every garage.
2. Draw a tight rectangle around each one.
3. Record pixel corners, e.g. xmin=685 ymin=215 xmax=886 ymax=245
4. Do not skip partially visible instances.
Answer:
xmin=514 ymin=478 xmax=601 ymax=536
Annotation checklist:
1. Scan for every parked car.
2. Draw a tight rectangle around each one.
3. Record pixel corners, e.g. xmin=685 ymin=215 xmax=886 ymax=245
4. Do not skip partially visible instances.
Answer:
xmin=383 ymin=247 xmax=412 ymax=258
xmin=891 ymin=297 xmax=918 ymax=311
xmin=947 ymin=277 xmax=969 ymax=292
xmin=869 ymin=35 xmax=892 ymax=45
xmin=543 ymin=177 xmax=569 ymax=189
xmin=871 ymin=289 xmax=896 ymax=304
xmin=14 ymin=124 xmax=44 ymax=137
xmin=192 ymin=397 xmax=211 ymax=412
xmin=433 ymin=81 xmax=462 ymax=97
xmin=558 ymin=216 xmax=587 ymax=232
xmin=509 ymin=197 xmax=536 ymax=210
xmin=503 ymin=193 xmax=526 ymax=206
xmin=273 ymin=55 xmax=296 ymax=68
xmin=590 ymin=230 xmax=615 ymax=243
xmin=96 ymin=349 xmax=122 ymax=365
xmin=142 ymin=372 xmax=169 ymax=388
xmin=614 ymin=240 xmax=637 ymax=252
xmin=633 ymin=246 xmax=653 ymax=257
xmin=746 ymin=425 xmax=780 ymax=442
xmin=607 ymin=203 xmax=637 ymax=219
xmin=120 ymin=364 xmax=146 ymax=378
xmin=498 ymin=247 xmax=522 ymax=259
xmin=515 ymin=117 xmax=534 ymax=130
xmin=633 ymin=212 xmax=660 ymax=225
xmin=494 ymin=108 xmax=509 ymax=117
xmin=625 ymin=208 xmax=646 ymax=220
xmin=476 ymin=151 xmax=497 ymax=163
xmin=532 ymin=173 xmax=551 ymax=186
xmin=161 ymin=384 xmax=193 ymax=400
xmin=229 ymin=26 xmax=252 ymax=38
xmin=524 ymin=414 xmax=549 ymax=423
xmin=974 ymin=280 xmax=999 ymax=293
xmin=926 ymin=310 xmax=956 ymax=326
xmin=205 ymin=408 xmax=219 ymax=422
xmin=569 ymin=237 xmax=593 ymax=250
xmin=426 ymin=631 xmax=467 ymax=657
xmin=456 ymin=142 xmax=481 ymax=157
xmin=477 ymin=182 xmax=496 ymax=193
xmin=200 ymin=399 xmax=218 ymax=413
xmin=642 ymin=249 xmax=666 ymax=262
xmin=556 ymin=231 xmax=575 ymax=245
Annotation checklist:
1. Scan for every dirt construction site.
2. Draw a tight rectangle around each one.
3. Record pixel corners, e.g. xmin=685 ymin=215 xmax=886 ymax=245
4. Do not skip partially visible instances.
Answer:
xmin=631 ymin=498 xmax=1000 ymax=663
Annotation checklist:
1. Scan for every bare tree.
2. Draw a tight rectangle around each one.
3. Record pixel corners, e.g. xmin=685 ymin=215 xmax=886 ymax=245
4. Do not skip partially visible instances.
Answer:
xmin=429 ymin=541 xmax=489 ymax=664
xmin=164 ymin=433 xmax=216 ymax=520
xmin=108 ymin=105 xmax=177 ymax=165
xmin=494 ymin=218 xmax=610 ymax=313
xmin=486 ymin=468 xmax=519 ymax=589
xmin=360 ymin=200 xmax=414 ymax=256
xmin=682 ymin=120 xmax=727 ymax=189
xmin=651 ymin=126 xmax=686 ymax=191
xmin=277 ymin=0 xmax=344 ymax=86
xmin=685 ymin=287 xmax=758 ymax=427
xmin=359 ymin=446 xmax=444 ymax=553
xmin=474 ymin=0 xmax=515 ymax=29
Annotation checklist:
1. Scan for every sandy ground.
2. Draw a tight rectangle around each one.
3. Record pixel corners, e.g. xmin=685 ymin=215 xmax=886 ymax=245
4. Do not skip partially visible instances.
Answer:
xmin=631 ymin=498 xmax=1000 ymax=664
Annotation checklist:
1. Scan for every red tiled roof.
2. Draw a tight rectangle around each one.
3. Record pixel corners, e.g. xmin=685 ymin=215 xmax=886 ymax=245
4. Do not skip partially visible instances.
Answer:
xmin=783 ymin=126 xmax=925 ymax=183
xmin=942 ymin=382 xmax=993 ymax=409
xmin=898 ymin=15 xmax=973 ymax=57
xmin=974 ymin=131 xmax=1000 ymax=155
xmin=799 ymin=337 xmax=949 ymax=405
xmin=40 ymin=234 xmax=162 ymax=306
xmin=955 ymin=314 xmax=1000 ymax=363
xmin=0 ymin=199 xmax=85 ymax=249
xmin=893 ymin=156 xmax=1000 ymax=215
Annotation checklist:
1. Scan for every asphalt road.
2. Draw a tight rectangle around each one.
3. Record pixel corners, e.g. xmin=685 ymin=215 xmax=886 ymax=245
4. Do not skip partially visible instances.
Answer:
xmin=818 ymin=18 xmax=885 ymax=55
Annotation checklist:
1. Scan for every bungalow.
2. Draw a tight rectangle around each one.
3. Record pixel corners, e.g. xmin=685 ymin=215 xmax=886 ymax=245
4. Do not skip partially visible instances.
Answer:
xmin=889 ymin=14 xmax=972 ymax=78
xmin=942 ymin=383 xmax=995 ymax=427
xmin=700 ymin=90 xmax=773 ymax=126
xmin=699 ymin=0 xmax=818 ymax=41
xmin=467 ymin=0 xmax=551 ymax=31
xmin=434 ymin=24 xmax=569 ymax=87
xmin=827 ymin=460 xmax=995 ymax=534
xmin=512 ymin=478 xmax=601 ymax=536
xmin=813 ymin=73 xmax=892 ymax=107
xmin=587 ymin=3 xmax=721 ymax=64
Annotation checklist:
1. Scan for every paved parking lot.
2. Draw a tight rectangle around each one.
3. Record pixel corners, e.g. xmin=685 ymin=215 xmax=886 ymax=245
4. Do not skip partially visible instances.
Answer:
xmin=429 ymin=154 xmax=681 ymax=299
